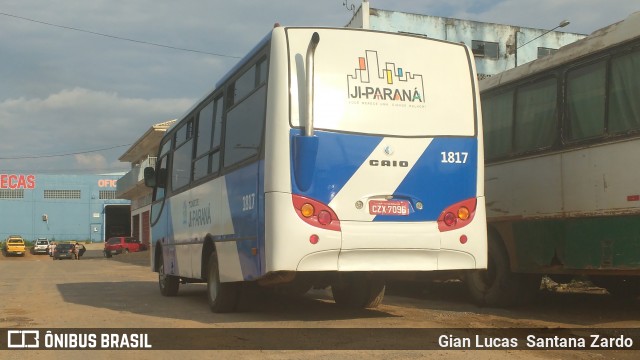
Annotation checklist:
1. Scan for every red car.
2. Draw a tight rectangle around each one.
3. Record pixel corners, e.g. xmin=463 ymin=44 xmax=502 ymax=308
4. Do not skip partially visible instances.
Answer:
xmin=103 ymin=237 xmax=147 ymax=258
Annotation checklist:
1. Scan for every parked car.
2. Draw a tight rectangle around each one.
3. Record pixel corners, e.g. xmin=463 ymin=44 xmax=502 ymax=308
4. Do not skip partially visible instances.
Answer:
xmin=103 ymin=237 xmax=146 ymax=258
xmin=4 ymin=235 xmax=26 ymax=256
xmin=31 ymin=238 xmax=50 ymax=255
xmin=53 ymin=243 xmax=76 ymax=260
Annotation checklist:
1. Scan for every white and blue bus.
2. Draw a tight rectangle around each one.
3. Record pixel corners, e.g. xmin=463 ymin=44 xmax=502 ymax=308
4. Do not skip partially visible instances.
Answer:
xmin=144 ymin=26 xmax=487 ymax=312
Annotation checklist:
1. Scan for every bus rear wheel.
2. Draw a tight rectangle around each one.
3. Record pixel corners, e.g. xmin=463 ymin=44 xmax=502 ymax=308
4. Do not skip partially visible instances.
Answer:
xmin=158 ymin=262 xmax=179 ymax=296
xmin=331 ymin=273 xmax=385 ymax=308
xmin=466 ymin=238 xmax=540 ymax=307
xmin=207 ymin=253 xmax=239 ymax=313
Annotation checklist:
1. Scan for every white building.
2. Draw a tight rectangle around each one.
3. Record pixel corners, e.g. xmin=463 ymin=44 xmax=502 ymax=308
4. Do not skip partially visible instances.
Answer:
xmin=347 ymin=1 xmax=586 ymax=78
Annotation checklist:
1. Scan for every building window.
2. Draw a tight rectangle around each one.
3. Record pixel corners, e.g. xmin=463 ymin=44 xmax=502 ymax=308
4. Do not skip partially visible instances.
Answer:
xmin=44 ymin=190 xmax=81 ymax=199
xmin=472 ymin=40 xmax=499 ymax=59
xmin=99 ymin=190 xmax=117 ymax=200
xmin=0 ymin=189 xmax=24 ymax=199
xmin=538 ymin=47 xmax=558 ymax=59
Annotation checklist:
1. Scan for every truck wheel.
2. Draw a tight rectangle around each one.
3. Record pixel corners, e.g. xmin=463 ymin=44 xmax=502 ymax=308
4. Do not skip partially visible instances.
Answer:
xmin=207 ymin=253 xmax=239 ymax=313
xmin=332 ymin=273 xmax=385 ymax=308
xmin=158 ymin=261 xmax=179 ymax=296
xmin=123 ymin=248 xmax=129 ymax=254
xmin=466 ymin=237 xmax=540 ymax=307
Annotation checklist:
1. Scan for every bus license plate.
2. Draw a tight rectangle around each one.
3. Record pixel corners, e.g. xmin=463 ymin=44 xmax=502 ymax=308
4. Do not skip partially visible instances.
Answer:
xmin=369 ymin=200 xmax=409 ymax=216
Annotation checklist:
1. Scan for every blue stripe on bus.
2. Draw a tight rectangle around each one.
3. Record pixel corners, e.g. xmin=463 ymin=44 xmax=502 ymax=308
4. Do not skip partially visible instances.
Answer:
xmin=257 ymin=160 xmax=266 ymax=276
xmin=377 ymin=137 xmax=478 ymax=221
xmin=290 ymin=130 xmax=478 ymax=222
xmin=224 ymin=162 xmax=262 ymax=280
xmin=290 ymin=129 xmax=383 ymax=204
xmin=156 ymin=199 xmax=181 ymax=276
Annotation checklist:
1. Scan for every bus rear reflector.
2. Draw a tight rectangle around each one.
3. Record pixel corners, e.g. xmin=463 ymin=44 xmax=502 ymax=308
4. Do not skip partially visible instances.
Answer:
xmin=292 ymin=195 xmax=341 ymax=231
xmin=437 ymin=198 xmax=477 ymax=232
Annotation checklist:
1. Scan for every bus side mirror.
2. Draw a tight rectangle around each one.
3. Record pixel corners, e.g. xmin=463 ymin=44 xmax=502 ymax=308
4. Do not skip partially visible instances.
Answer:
xmin=157 ymin=168 xmax=167 ymax=188
xmin=143 ymin=167 xmax=156 ymax=188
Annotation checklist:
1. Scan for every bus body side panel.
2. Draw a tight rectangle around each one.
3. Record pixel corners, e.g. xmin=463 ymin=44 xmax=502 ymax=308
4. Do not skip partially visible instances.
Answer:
xmin=492 ymin=215 xmax=640 ymax=274
xmin=220 ymin=161 xmax=262 ymax=280
xmin=263 ymin=28 xmax=299 ymax=273
xmin=157 ymin=166 xmax=261 ymax=282
xmin=151 ymin=199 xmax=180 ymax=276
xmin=487 ymin=141 xmax=640 ymax=273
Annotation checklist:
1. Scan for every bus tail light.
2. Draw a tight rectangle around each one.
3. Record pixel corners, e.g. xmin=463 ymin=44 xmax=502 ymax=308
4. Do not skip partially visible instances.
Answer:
xmin=438 ymin=198 xmax=477 ymax=232
xmin=292 ymin=195 xmax=340 ymax=231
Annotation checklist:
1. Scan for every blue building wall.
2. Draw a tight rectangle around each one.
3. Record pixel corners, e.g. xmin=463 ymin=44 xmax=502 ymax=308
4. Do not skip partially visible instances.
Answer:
xmin=0 ymin=173 xmax=129 ymax=243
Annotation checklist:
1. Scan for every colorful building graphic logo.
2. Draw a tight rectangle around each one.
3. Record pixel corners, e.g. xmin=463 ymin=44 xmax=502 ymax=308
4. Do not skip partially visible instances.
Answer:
xmin=347 ymin=50 xmax=425 ymax=103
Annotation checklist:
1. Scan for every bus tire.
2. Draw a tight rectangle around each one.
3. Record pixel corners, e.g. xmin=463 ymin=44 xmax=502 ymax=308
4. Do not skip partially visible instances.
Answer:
xmin=466 ymin=238 xmax=540 ymax=307
xmin=158 ymin=261 xmax=179 ymax=297
xmin=207 ymin=253 xmax=239 ymax=313
xmin=331 ymin=274 xmax=385 ymax=309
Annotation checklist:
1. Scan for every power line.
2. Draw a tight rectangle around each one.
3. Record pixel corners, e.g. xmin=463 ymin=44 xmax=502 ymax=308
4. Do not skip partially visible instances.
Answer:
xmin=0 ymin=167 xmax=129 ymax=174
xmin=0 ymin=11 xmax=241 ymax=59
xmin=0 ymin=144 xmax=132 ymax=160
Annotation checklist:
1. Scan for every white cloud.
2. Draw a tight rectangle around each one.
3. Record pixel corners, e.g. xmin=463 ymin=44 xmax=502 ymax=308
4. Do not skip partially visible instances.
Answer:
xmin=74 ymin=153 xmax=108 ymax=170
xmin=0 ymin=87 xmax=192 ymax=173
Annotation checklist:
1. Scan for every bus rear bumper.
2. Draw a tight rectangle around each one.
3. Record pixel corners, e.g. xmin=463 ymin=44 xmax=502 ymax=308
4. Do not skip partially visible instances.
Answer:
xmin=296 ymin=248 xmax=477 ymax=271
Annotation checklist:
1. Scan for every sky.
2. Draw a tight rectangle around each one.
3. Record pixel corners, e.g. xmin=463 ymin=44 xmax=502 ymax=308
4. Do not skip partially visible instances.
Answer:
xmin=0 ymin=0 xmax=637 ymax=174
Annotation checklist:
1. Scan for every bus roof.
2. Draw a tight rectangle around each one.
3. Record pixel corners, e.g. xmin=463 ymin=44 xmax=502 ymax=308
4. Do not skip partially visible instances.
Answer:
xmin=481 ymin=11 xmax=640 ymax=92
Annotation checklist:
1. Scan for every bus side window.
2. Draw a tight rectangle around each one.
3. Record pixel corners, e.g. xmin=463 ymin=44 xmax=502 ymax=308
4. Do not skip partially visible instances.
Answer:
xmin=223 ymin=86 xmax=266 ymax=167
xmin=566 ymin=61 xmax=606 ymax=141
xmin=172 ymin=119 xmax=195 ymax=190
xmin=194 ymin=100 xmax=215 ymax=181
xmin=211 ymin=96 xmax=223 ymax=174
xmin=608 ymin=49 xmax=640 ymax=133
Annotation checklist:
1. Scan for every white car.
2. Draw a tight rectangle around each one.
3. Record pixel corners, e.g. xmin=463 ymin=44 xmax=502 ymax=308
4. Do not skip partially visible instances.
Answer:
xmin=32 ymin=238 xmax=50 ymax=255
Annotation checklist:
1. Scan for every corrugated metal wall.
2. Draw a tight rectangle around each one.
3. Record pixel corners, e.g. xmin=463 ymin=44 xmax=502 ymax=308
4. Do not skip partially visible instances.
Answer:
xmin=0 ymin=174 xmax=130 ymax=242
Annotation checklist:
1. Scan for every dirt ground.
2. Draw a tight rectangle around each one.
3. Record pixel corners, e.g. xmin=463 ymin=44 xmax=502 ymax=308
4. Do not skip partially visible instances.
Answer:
xmin=1 ymin=244 xmax=639 ymax=359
